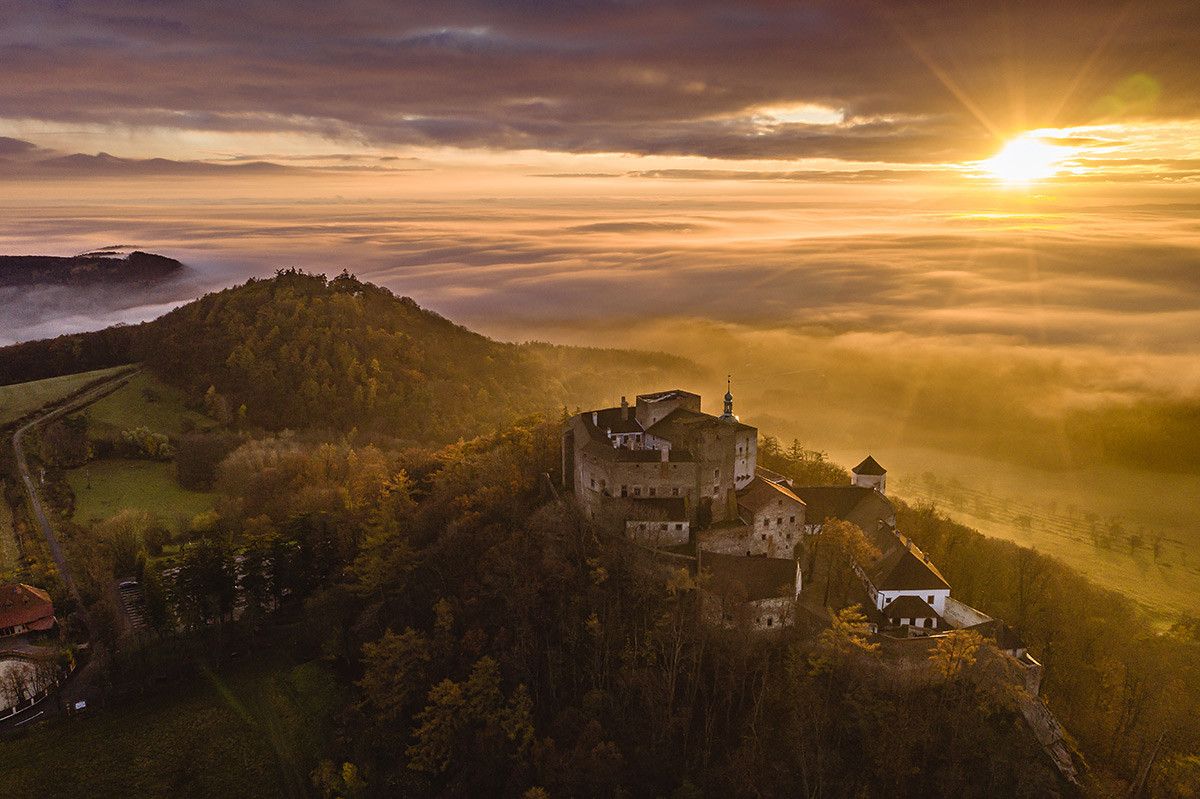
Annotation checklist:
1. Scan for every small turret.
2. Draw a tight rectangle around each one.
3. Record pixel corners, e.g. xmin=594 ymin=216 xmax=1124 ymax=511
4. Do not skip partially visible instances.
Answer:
xmin=720 ymin=375 xmax=737 ymax=421
xmin=851 ymin=455 xmax=887 ymax=494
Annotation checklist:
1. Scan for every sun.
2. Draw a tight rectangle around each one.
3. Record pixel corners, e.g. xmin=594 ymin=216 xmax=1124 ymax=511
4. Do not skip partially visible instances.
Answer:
xmin=980 ymin=134 xmax=1071 ymax=184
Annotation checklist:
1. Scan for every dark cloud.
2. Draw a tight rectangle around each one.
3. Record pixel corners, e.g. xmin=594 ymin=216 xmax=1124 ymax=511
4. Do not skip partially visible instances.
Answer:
xmin=625 ymin=168 xmax=944 ymax=183
xmin=2 ymin=0 xmax=1198 ymax=162
xmin=0 ymin=149 xmax=430 ymax=178
xmin=31 ymin=152 xmax=292 ymax=176
xmin=0 ymin=136 xmax=39 ymax=156
xmin=564 ymin=221 xmax=702 ymax=234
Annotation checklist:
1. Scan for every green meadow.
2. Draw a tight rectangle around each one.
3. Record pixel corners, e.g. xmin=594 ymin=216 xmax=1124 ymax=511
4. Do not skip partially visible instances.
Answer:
xmin=0 ymin=499 xmax=18 ymax=579
xmin=831 ymin=444 xmax=1200 ymax=621
xmin=79 ymin=371 xmax=213 ymax=438
xmin=0 ymin=366 xmax=131 ymax=427
xmin=68 ymin=459 xmax=214 ymax=527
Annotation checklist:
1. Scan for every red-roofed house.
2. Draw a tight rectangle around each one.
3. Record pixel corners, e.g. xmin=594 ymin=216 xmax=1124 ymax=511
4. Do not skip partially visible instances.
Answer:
xmin=0 ymin=584 xmax=56 ymax=638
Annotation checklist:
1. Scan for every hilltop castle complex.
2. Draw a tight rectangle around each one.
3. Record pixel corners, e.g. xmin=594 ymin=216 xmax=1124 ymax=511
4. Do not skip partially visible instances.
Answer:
xmin=561 ymin=387 xmax=1042 ymax=645
xmin=559 ymin=385 xmax=1078 ymax=781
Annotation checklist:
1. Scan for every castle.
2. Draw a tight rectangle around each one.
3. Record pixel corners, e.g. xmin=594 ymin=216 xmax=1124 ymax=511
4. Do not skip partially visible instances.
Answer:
xmin=562 ymin=387 xmax=1072 ymax=782
xmin=562 ymin=387 xmax=1029 ymax=643
xmin=562 ymin=386 xmax=897 ymax=630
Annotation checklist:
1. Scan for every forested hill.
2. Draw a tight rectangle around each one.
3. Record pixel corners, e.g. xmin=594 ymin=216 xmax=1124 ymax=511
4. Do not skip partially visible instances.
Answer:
xmin=0 ymin=250 xmax=183 ymax=287
xmin=0 ymin=270 xmax=700 ymax=441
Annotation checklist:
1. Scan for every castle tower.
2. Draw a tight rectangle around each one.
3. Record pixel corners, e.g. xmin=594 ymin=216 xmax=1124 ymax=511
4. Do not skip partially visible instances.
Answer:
xmin=720 ymin=376 xmax=737 ymax=421
xmin=851 ymin=455 xmax=887 ymax=494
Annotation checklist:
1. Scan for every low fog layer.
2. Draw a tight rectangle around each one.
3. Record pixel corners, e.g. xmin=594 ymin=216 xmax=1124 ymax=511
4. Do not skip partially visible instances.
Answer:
xmin=1 ymin=172 xmax=1197 ymax=477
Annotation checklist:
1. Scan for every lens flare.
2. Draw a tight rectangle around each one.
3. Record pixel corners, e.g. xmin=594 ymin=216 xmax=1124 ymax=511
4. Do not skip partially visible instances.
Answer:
xmin=981 ymin=134 xmax=1071 ymax=184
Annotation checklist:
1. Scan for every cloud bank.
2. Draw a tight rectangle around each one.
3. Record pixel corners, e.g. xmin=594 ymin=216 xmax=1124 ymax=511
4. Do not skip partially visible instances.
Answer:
xmin=2 ymin=0 xmax=1198 ymax=164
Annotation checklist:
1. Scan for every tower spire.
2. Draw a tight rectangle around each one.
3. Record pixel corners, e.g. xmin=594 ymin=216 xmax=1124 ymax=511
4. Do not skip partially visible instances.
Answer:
xmin=722 ymin=375 xmax=735 ymax=420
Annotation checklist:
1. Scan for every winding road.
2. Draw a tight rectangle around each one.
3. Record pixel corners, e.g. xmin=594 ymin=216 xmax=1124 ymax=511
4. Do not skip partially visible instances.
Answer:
xmin=10 ymin=369 xmax=138 ymax=608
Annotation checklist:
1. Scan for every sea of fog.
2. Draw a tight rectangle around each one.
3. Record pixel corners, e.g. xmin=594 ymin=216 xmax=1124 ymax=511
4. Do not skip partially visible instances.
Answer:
xmin=1 ymin=173 xmax=1197 ymax=615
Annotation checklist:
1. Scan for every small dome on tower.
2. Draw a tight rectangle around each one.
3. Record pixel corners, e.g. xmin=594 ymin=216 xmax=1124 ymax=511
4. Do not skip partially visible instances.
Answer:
xmin=720 ymin=376 xmax=737 ymax=420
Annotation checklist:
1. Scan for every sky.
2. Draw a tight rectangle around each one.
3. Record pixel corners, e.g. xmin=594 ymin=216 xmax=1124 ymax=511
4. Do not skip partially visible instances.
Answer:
xmin=1 ymin=0 xmax=1198 ymax=451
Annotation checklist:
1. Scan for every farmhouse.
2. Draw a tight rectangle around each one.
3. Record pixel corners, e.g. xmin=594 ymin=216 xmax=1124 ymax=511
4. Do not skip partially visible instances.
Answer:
xmin=0 ymin=583 xmax=56 ymax=638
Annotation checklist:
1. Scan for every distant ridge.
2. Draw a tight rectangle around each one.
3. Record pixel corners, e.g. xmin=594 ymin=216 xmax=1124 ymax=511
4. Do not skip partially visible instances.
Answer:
xmin=0 ymin=250 xmax=184 ymax=287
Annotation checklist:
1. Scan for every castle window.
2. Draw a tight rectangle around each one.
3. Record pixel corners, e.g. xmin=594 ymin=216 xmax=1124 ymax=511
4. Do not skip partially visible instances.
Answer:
xmin=633 ymin=486 xmax=641 ymax=496
xmin=638 ymin=523 xmax=646 ymax=531
xmin=928 ymin=595 xmax=934 ymax=603
xmin=789 ymin=515 xmax=795 ymax=523
xmin=786 ymin=532 xmax=792 ymax=541
xmin=672 ymin=487 xmax=679 ymax=496
xmin=660 ymin=523 xmax=667 ymax=531
xmin=766 ymin=617 xmax=774 ymax=628
xmin=620 ymin=485 xmax=628 ymax=497
xmin=713 ymin=469 xmax=719 ymax=479
xmin=777 ymin=517 xmax=783 ymax=525
xmin=649 ymin=487 xmax=656 ymax=496
xmin=675 ymin=523 xmax=683 ymax=531
xmin=761 ymin=534 xmax=767 ymax=541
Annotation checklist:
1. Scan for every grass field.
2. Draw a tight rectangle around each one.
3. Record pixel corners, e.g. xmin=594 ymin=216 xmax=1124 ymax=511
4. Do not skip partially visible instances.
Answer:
xmin=0 ymin=661 xmax=340 ymax=798
xmin=828 ymin=444 xmax=1200 ymax=620
xmin=0 ymin=497 xmax=19 ymax=579
xmin=0 ymin=366 xmax=132 ymax=427
xmin=68 ymin=459 xmax=215 ymax=527
xmin=78 ymin=371 xmax=212 ymax=438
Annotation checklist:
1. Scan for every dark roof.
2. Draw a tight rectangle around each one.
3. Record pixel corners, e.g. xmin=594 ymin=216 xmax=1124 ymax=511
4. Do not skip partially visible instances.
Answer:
xmin=0 ymin=583 xmax=54 ymax=630
xmin=637 ymin=389 xmax=699 ymax=403
xmin=882 ymin=594 xmax=939 ymax=621
xmin=852 ymin=455 xmax=887 ymax=476
xmin=968 ymin=619 xmax=1026 ymax=652
xmin=645 ymin=407 xmax=755 ymax=444
xmin=868 ymin=539 xmax=950 ymax=591
xmin=754 ymin=465 xmax=793 ymax=486
xmin=791 ymin=485 xmax=878 ymax=523
xmin=737 ymin=475 xmax=804 ymax=513
xmin=585 ymin=406 xmax=644 ymax=436
xmin=624 ymin=496 xmax=688 ymax=520
xmin=701 ymin=552 xmax=798 ymax=601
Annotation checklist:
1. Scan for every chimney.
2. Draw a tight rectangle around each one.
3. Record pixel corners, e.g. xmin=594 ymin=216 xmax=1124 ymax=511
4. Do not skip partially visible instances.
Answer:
xmin=592 ymin=411 xmax=598 ymax=425
xmin=660 ymin=447 xmax=669 ymax=462
xmin=620 ymin=395 xmax=629 ymax=420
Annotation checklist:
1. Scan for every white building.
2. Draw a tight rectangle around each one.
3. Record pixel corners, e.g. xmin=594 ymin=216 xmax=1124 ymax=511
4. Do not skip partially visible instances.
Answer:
xmin=850 ymin=455 xmax=887 ymax=494
xmin=859 ymin=533 xmax=950 ymax=631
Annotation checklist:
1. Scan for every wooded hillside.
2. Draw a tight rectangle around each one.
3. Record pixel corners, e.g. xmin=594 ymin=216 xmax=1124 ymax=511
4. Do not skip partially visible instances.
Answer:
xmin=0 ymin=269 xmax=701 ymax=443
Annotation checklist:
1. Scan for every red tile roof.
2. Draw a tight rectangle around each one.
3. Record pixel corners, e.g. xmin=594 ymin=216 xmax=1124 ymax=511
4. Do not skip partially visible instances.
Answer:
xmin=0 ymin=583 xmax=55 ymax=632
